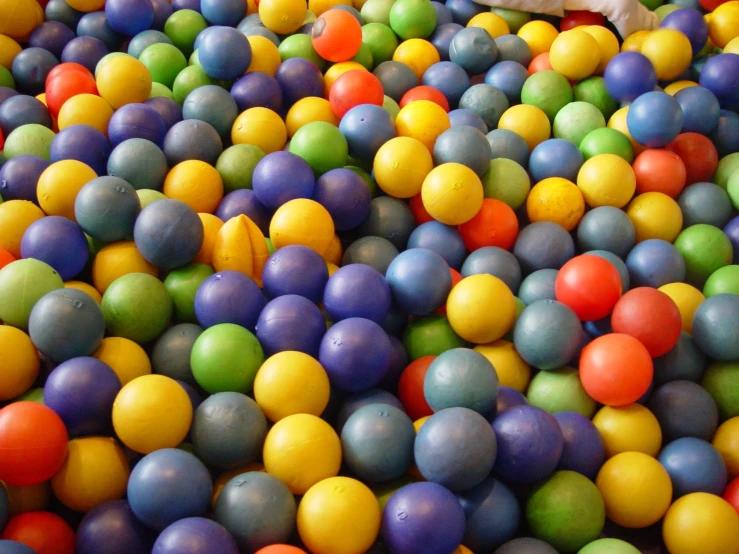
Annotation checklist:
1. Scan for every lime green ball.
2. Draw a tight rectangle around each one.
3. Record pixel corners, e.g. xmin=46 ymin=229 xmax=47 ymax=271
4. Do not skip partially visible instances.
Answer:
xmin=189 ymin=49 xmax=199 ymax=66
xmin=403 ymin=314 xmax=467 ymax=360
xmin=640 ymin=0 xmax=664 ymax=10
xmin=289 ymin=121 xmax=348 ymax=175
xmin=727 ymin=169 xmax=739 ymax=210
xmin=674 ymin=224 xmax=733 ymax=287
xmin=278 ymin=35 xmax=326 ymax=70
xmin=382 ymin=95 xmax=400 ymax=120
xmin=164 ymin=9 xmax=208 ymax=56
xmin=3 ymin=124 xmax=55 ymax=160
xmin=172 ymin=64 xmax=215 ymax=105
xmin=578 ymin=538 xmax=641 ymax=554
xmin=715 ymin=153 xmax=739 ymax=190
xmin=351 ymin=42 xmax=374 ymax=70
xmin=347 ymin=165 xmax=379 ymax=197
xmin=521 ymin=71 xmax=573 ymax=122
xmin=265 ymin=238 xmax=275 ymax=255
xmin=86 ymin=234 xmax=106 ymax=256
xmin=216 ymin=144 xmax=265 ymax=193
xmin=362 ymin=23 xmax=399 ymax=67
xmin=655 ymin=4 xmax=680 ymax=20
xmin=191 ymin=323 xmax=265 ymax=393
xmin=490 ymin=8 xmax=531 ymax=33
xmin=704 ymin=264 xmax=739 ymax=297
xmin=0 ymin=259 xmax=64 ymax=330
xmin=373 ymin=475 xmax=416 ymax=510
xmin=573 ymin=77 xmax=619 ymax=121
xmin=526 ymin=471 xmax=606 ymax=553
xmin=702 ymin=361 xmax=739 ymax=420
xmin=102 ymin=273 xmax=173 ymax=344
xmin=553 ymin=101 xmax=606 ymax=147
xmin=137 ymin=189 xmax=168 ymax=208
xmin=389 ymin=0 xmax=437 ymax=40
xmin=0 ymin=66 xmax=14 ymax=89
xmin=15 ymin=387 xmax=45 ymax=404
xmin=361 ymin=0 xmax=396 ymax=26
xmin=139 ymin=43 xmax=188 ymax=89
xmin=526 ymin=367 xmax=597 ymax=418
xmin=481 ymin=158 xmax=531 ymax=210
xmin=149 ymin=82 xmax=174 ymax=99
xmin=163 ymin=263 xmax=214 ymax=323
xmin=579 ymin=128 xmax=634 ymax=162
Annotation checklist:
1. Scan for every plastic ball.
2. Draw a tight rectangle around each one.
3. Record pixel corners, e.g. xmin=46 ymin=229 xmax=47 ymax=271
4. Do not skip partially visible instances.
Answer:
xmin=151 ymin=518 xmax=237 ymax=554
xmin=0 ymin=96 xmax=52 ymax=139
xmin=554 ymin=255 xmax=621 ymax=322
xmin=1 ymin=512 xmax=75 ymax=554
xmin=603 ymin=52 xmax=657 ymax=103
xmin=423 ymin=348 xmax=498 ymax=414
xmin=323 ymin=263 xmax=390 ymax=323
xmin=288 ymin=120 xmax=348 ymax=175
xmin=407 ymin=221 xmax=466 ymax=268
xmin=626 ymin=191 xmax=684 ymax=243
xmin=95 ymin=54 xmax=151 ymax=109
xmin=513 ymin=222 xmax=575 ymax=274
xmin=4 ymin=123 xmax=56 ymax=161
xmin=447 ymin=108 xmax=487 ymax=133
xmin=420 ymin=63 xmax=469 ymax=108
xmin=692 ymin=293 xmax=739 ymax=362
xmin=680 ymin=182 xmax=732 ymax=229
xmin=497 ymin=104 xmax=550 ymax=151
xmin=700 ymin=54 xmax=739 ymax=108
xmin=663 ymin=493 xmax=739 ymax=554
xmin=339 ymin=104 xmax=395 ymax=164
xmin=396 ymin=99 xmax=450 ymax=152
xmin=640 ymin=29 xmax=692 ymax=81
xmin=485 ymin=129 xmax=530 ymax=167
xmin=388 ymin=0 xmax=437 ymax=40
xmin=592 ymin=403 xmax=662 ymax=458
xmin=675 ymin=224 xmax=733 ymax=287
xmin=386 ymin=248 xmax=451 ymax=315
xmin=549 ymin=30 xmax=600 ymax=81
xmin=258 ymin=297 xmax=324 ymax=359
xmin=421 ymin=162 xmax=483 ymax=225
xmin=373 ymin=136 xmax=433 ymax=199
xmin=76 ymin=500 xmax=155 ymax=554
xmin=552 ymin=411 xmax=605 ymax=480
xmin=49 ymin=124 xmax=111 ymax=176
xmin=658 ymin=437 xmax=727 ymax=499
xmin=632 ymin=149 xmax=687 ymax=199
xmin=448 ymin=26 xmax=497 ymax=75
xmin=312 ymin=9 xmax=362 ymax=62
xmin=446 ymin=274 xmax=515 ymax=344
xmin=0 ymin=326 xmax=39 ymax=401
xmin=703 ymin=360 xmax=739 ymax=420
xmin=714 ymin=417 xmax=739 ymax=479
xmin=627 ymin=91 xmax=684 ymax=148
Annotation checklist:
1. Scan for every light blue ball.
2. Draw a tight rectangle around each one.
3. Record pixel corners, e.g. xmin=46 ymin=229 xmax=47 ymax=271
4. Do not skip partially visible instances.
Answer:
xmin=484 ymin=61 xmax=529 ymax=104
xmin=625 ymin=239 xmax=686 ymax=288
xmin=513 ymin=300 xmax=584 ymax=370
xmin=424 ymin=348 xmax=499 ymax=414
xmin=457 ymin=478 xmax=520 ymax=552
xmin=518 ymin=269 xmax=558 ymax=305
xmin=529 ymin=138 xmax=584 ymax=183
xmin=407 ymin=221 xmax=467 ymax=269
xmin=433 ymin=125 xmax=492 ymax=177
xmin=658 ymin=437 xmax=727 ymax=497
xmin=462 ymin=246 xmax=522 ymax=293
xmin=459 ymin=83 xmax=510 ymax=130
xmin=577 ymin=206 xmax=636 ymax=259
xmin=626 ymin=91 xmax=683 ymax=148
xmin=448 ymin=108 xmax=488 ymax=133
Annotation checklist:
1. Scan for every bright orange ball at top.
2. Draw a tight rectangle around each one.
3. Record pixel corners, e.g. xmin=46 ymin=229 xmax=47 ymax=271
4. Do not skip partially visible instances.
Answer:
xmin=46 ymin=70 xmax=98 ymax=119
xmin=458 ymin=198 xmax=519 ymax=251
xmin=254 ymin=546 xmax=308 ymax=554
xmin=329 ymin=70 xmax=384 ymax=118
xmin=555 ymin=255 xmax=622 ymax=321
xmin=528 ymin=52 xmax=553 ymax=74
xmin=311 ymin=9 xmax=362 ymax=62
xmin=400 ymin=85 xmax=450 ymax=111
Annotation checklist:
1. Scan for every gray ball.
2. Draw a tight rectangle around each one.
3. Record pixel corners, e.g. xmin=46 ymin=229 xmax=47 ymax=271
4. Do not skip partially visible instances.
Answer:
xmin=678 ymin=182 xmax=733 ymax=228
xmin=460 ymin=83 xmax=510 ymax=130
xmin=493 ymin=538 xmax=559 ymax=554
xmin=433 ymin=125 xmax=493 ymax=177
xmin=692 ymin=293 xmax=739 ymax=361
xmin=342 ymin=236 xmax=399 ymax=276
xmin=518 ymin=269 xmax=558 ymax=305
xmin=357 ymin=196 xmax=416 ymax=251
xmin=649 ymin=380 xmax=719 ymax=442
xmin=151 ymin=323 xmax=203 ymax=385
xmin=462 ymin=246 xmax=522 ymax=293
xmin=577 ymin=206 xmax=636 ymax=258
xmin=514 ymin=222 xmax=575 ymax=274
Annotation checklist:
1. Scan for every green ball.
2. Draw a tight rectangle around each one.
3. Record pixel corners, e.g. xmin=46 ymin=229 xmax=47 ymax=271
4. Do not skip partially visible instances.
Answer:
xmin=702 ymin=361 xmax=739 ymax=420
xmin=526 ymin=471 xmax=606 ymax=553
xmin=15 ymin=387 xmax=45 ymax=404
xmin=521 ymin=70 xmax=573 ymax=122
xmin=373 ymin=475 xmax=416 ymax=510
xmin=289 ymin=121 xmax=348 ymax=175
xmin=86 ymin=234 xmax=106 ymax=256
xmin=3 ymin=124 xmax=55 ymax=160
xmin=553 ymin=101 xmax=606 ymax=147
xmin=490 ymin=8 xmax=531 ymax=33
xmin=579 ymin=128 xmax=634 ymax=163
xmin=362 ymin=23 xmax=399 ymax=67
xmin=403 ymin=314 xmax=467 ymax=360
xmin=727 ymin=169 xmax=739 ymax=210
xmin=278 ymin=34 xmax=326 ymax=70
xmin=139 ymin=43 xmax=188 ymax=89
xmin=351 ymin=42 xmax=374 ymax=71
xmin=265 ymin=237 xmax=275 ymax=255
xmin=674 ymin=224 xmax=733 ymax=287
xmin=526 ymin=367 xmax=597 ymax=418
xmin=102 ymin=273 xmax=173 ymax=344
xmin=0 ymin=66 xmax=14 ymax=89
xmin=389 ymin=0 xmax=437 ymax=40
xmin=137 ymin=189 xmax=168 ymax=208
xmin=578 ymin=538 xmax=641 ymax=554
xmin=704 ymin=264 xmax=739 ymax=297
xmin=164 ymin=9 xmax=208 ymax=56
xmin=573 ymin=77 xmax=619 ymax=121
xmin=640 ymin=0 xmax=664 ymax=10
xmin=383 ymin=95 xmax=400 ymax=120
xmin=361 ymin=0 xmax=396 ymax=26
xmin=216 ymin=144 xmax=265 ymax=193
xmin=715 ymin=152 xmax=739 ymax=190
xmin=163 ymin=262 xmax=215 ymax=323
xmin=172 ymin=64 xmax=215 ymax=105
xmin=481 ymin=158 xmax=531 ymax=210
xmin=0 ymin=259 xmax=64 ymax=330
xmin=149 ymin=82 xmax=174 ymax=99
xmin=654 ymin=4 xmax=680 ymax=20
xmin=189 ymin=49 xmax=199 ymax=66
xmin=191 ymin=323 xmax=265 ymax=393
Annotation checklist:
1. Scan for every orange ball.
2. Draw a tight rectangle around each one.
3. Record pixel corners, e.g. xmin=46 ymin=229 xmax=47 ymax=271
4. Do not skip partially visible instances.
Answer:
xmin=254 ymin=547 xmax=308 ymax=554
xmin=409 ymin=193 xmax=434 ymax=224
xmin=458 ymin=198 xmax=519 ymax=251
xmin=632 ymin=149 xmax=687 ymax=198
xmin=528 ymin=52 xmax=553 ymax=74
xmin=555 ymin=254 xmax=622 ymax=322
xmin=329 ymin=70 xmax=384 ymax=118
xmin=311 ymin=9 xmax=362 ymax=62
xmin=400 ymin=86 xmax=449 ymax=111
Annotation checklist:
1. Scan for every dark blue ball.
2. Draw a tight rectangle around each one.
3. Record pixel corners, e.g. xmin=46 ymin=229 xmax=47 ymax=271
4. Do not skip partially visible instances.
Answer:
xmin=153 ymin=518 xmax=239 ymax=554
xmin=151 ymin=0 xmax=173 ymax=30
xmin=107 ymin=138 xmax=169 ymax=191
xmin=711 ymin=110 xmax=739 ymax=158
xmin=428 ymin=22 xmax=463 ymax=61
xmin=163 ymin=119 xmax=223 ymax=166
xmin=457 ymin=478 xmax=520 ymax=552
xmin=529 ymin=138 xmax=584 ymax=182
xmin=577 ymin=206 xmax=636 ymax=258
xmin=486 ymin=128 xmax=529 ymax=166
xmin=422 ymin=61 xmax=470 ymax=108
xmin=554 ymin=411 xmax=605 ymax=480
xmin=11 ymin=47 xmax=59 ymax=95
xmin=658 ymin=437 xmax=727 ymax=498
xmin=407 ymin=221 xmax=466 ymax=269
xmin=660 ymin=8 xmax=708 ymax=55
xmin=275 ymin=59 xmax=324 ymax=106
xmin=145 ymin=97 xmax=183 ymax=129
xmin=75 ymin=176 xmax=141 ymax=243
xmin=50 ymin=124 xmax=112 ymax=176
xmin=252 ymin=151 xmax=314 ymax=209
xmin=46 ymin=0 xmax=84 ymax=30
xmin=604 ymin=52 xmax=658 ymax=103
xmin=21 ymin=216 xmax=89 ymax=280
xmin=262 ymin=244 xmax=328 ymax=303
xmin=625 ymin=238 xmax=686 ymax=288
xmin=341 ymin=236 xmax=399 ymax=275
xmin=674 ymin=86 xmax=721 ymax=135
xmin=648 ymin=380 xmax=719 ymax=442
xmin=0 ymin=87 xmax=19 ymax=106
xmin=230 ymin=72 xmax=283 ymax=113
xmin=627 ymin=91 xmax=684 ymax=148
xmin=182 ymin=85 xmax=238 ymax=139
xmin=198 ymin=26 xmax=252 ymax=81
xmin=484 ymin=60 xmax=529 ymax=104
xmin=653 ymin=332 xmax=707 ymax=386
xmin=313 ymin=168 xmax=372 ymax=230
xmin=358 ymin=196 xmax=416 ymax=250
xmin=433 ymin=125 xmax=492 ymax=177
xmin=29 ymin=21 xmax=76 ymax=58
xmin=513 ymin=222 xmax=575 ymax=273
xmin=518 ymin=268 xmax=558 ymax=305
xmin=495 ymin=386 xmax=528 ymax=416
xmin=449 ymin=26 xmax=498 ymax=75
xmin=445 ymin=0 xmax=486 ymax=25
xmin=72 ymin=500 xmax=157 ymax=554
xmin=461 ymin=246 xmax=522 ymax=292
xmin=194 ymin=271 xmax=266 ymax=331
xmin=726 ymin=216 xmax=739 ymax=264
xmin=386 ymin=248 xmax=452 ymax=315
xmin=448 ymin=108 xmax=488 ymax=133
xmin=0 ymin=154 xmax=48 ymax=203
xmin=372 ymin=61 xmax=418 ymax=102
xmin=513 ymin=300 xmax=584 ymax=370
xmin=255 ymin=294 xmax=326 ymax=357
xmin=108 ymin=103 xmax=168 ymax=148
xmin=105 ymin=0 xmax=154 ymax=36
xmin=700 ymin=54 xmax=739 ymax=107
xmin=201 ymin=0 xmax=246 ymax=26
xmin=0 ymin=95 xmax=53 ymax=137
xmin=171 ymin=0 xmax=201 ymax=11
xmin=76 ymin=11 xmax=125 ymax=51
xmin=61 ymin=36 xmax=109 ymax=73
xmin=323 ymin=263 xmax=391 ymax=323
xmin=340 ymin=104 xmax=396 ymax=162
xmin=215 ymin=190 xmax=272 ymax=235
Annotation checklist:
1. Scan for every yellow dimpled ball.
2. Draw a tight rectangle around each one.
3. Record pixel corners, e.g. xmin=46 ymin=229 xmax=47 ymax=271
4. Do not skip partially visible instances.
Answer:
xmin=577 ymin=154 xmax=636 ymax=208
xmin=640 ymin=29 xmax=692 ymax=82
xmin=592 ymin=404 xmax=662 ymax=458
xmin=0 ymin=326 xmax=39 ymax=401
xmin=392 ymin=39 xmax=440 ymax=80
xmin=259 ymin=0 xmax=307 ymax=34
xmin=474 ymin=340 xmax=531 ymax=393
xmin=246 ymin=35 xmax=281 ymax=76
xmin=395 ymin=100 xmax=450 ymax=153
xmin=93 ymin=336 xmax=152 ymax=386
xmin=212 ymin=214 xmax=269 ymax=282
xmin=92 ymin=241 xmax=158 ymax=294
xmin=663 ymin=493 xmax=739 ymax=554
xmin=498 ymin=104 xmax=550 ymax=150
xmin=57 ymin=94 xmax=114 ymax=136
xmin=421 ymin=163 xmax=483 ymax=225
xmin=549 ymin=30 xmax=601 ymax=81
xmin=626 ymin=192 xmax=683 ymax=243
xmin=583 ymin=26 xmax=619 ymax=74
xmin=286 ymin=97 xmax=339 ymax=138
xmin=659 ymin=282 xmax=705 ymax=334
xmin=467 ymin=12 xmax=510 ymax=38
xmin=0 ymin=200 xmax=45 ymax=259
xmin=517 ymin=20 xmax=559 ymax=58
xmin=526 ymin=177 xmax=585 ymax=231
xmin=713 ymin=417 xmax=739 ymax=479
xmin=232 ymin=107 xmax=287 ymax=154
xmin=373 ymin=137 xmax=433 ymax=199
xmin=37 ymin=160 xmax=98 ymax=221
xmin=163 ymin=160 xmax=224 ymax=214
xmin=447 ymin=274 xmax=516 ymax=344
xmin=725 ymin=36 xmax=739 ymax=54
xmin=193 ymin=213 xmax=224 ymax=265
xmin=270 ymin=199 xmax=335 ymax=256
xmin=96 ymin=54 xmax=152 ymax=109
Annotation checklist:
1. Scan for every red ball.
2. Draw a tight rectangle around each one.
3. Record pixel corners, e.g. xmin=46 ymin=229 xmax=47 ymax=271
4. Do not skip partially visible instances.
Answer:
xmin=45 ymin=70 xmax=99 ymax=119
xmin=561 ymin=10 xmax=606 ymax=31
xmin=45 ymin=62 xmax=93 ymax=89
xmin=633 ymin=149 xmax=687 ymax=198
xmin=666 ymin=132 xmax=720 ymax=185
xmin=0 ymin=402 xmax=68 ymax=487
xmin=398 ymin=356 xmax=436 ymax=421
xmin=579 ymin=333 xmax=654 ymax=407
xmin=329 ymin=70 xmax=384 ymax=118
xmin=0 ymin=128 xmax=4 ymax=151
xmin=435 ymin=268 xmax=463 ymax=314
xmin=528 ymin=52 xmax=553 ymax=74
xmin=611 ymin=287 xmax=682 ymax=358
xmin=311 ymin=9 xmax=362 ymax=62
xmin=724 ymin=477 xmax=739 ymax=514
xmin=409 ymin=193 xmax=434 ymax=225
xmin=399 ymin=86 xmax=450 ymax=112
xmin=0 ymin=248 xmax=16 ymax=271
xmin=1 ymin=512 xmax=76 ymax=554
xmin=700 ymin=0 xmax=730 ymax=10
xmin=555 ymin=255 xmax=622 ymax=321
xmin=458 ymin=198 xmax=519 ymax=251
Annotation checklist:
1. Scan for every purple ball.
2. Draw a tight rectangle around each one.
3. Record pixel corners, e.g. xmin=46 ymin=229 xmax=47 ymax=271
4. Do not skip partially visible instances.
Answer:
xmin=151 ymin=0 xmax=173 ymax=30
xmin=429 ymin=22 xmax=463 ymax=61
xmin=252 ymin=151 xmax=314 ymax=209
xmin=76 ymin=12 xmax=124 ymax=51
xmin=660 ymin=8 xmax=708 ymax=55
xmin=194 ymin=270 xmax=266 ymax=331
xmin=145 ymin=97 xmax=183 ymax=130
xmin=76 ymin=500 xmax=155 ymax=554
xmin=61 ymin=36 xmax=109 ymax=74
xmin=493 ymin=386 xmax=528 ymax=418
xmin=0 ymin=154 xmax=48 ymax=203
xmin=230 ymin=72 xmax=283 ymax=113
xmin=554 ymin=411 xmax=606 ymax=480
xmin=0 ymin=87 xmax=20 ymax=106
xmin=50 ymin=124 xmax=111 ymax=176
xmin=105 ymin=0 xmax=155 ymax=36
xmin=323 ymin=263 xmax=391 ymax=323
xmin=108 ymin=103 xmax=167 ymax=148
xmin=20 ymin=215 xmax=90 ymax=280
xmin=261 ymin=244 xmax=328 ymax=303
xmin=312 ymin=168 xmax=372 ymax=230
xmin=255 ymin=294 xmax=326 ymax=357
xmin=275 ymin=58 xmax=324 ymax=106
xmin=339 ymin=104 xmax=397 ymax=162
xmin=0 ymin=95 xmax=53 ymax=137
xmin=448 ymin=108 xmax=488 ymax=133
xmin=171 ymin=0 xmax=200 ymax=11
xmin=380 ymin=334 xmax=409 ymax=390
xmin=699 ymin=53 xmax=739 ymax=108
xmin=28 ymin=21 xmax=76 ymax=58
xmin=152 ymin=518 xmax=238 ymax=554
xmin=215 ymin=189 xmax=272 ymax=235
xmin=604 ymin=52 xmax=658 ymax=103
xmin=725 ymin=216 xmax=739 ymax=264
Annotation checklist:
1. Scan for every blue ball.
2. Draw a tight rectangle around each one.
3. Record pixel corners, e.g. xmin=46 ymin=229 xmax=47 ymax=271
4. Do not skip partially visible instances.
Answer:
xmin=658 ymin=437 xmax=727 ymax=498
xmin=75 ymin=176 xmax=141 ymax=243
xmin=76 ymin=12 xmax=124 ymax=51
xmin=230 ymin=72 xmax=283 ymax=113
xmin=252 ymin=151 xmax=314 ymax=209
xmin=382 ymin=334 xmax=410 ymax=388
xmin=133 ymin=198 xmax=204 ymax=269
xmin=61 ymin=36 xmax=109 ymax=73
xmin=46 ymin=0 xmax=84 ymax=30
xmin=484 ymin=60 xmax=529 ymax=104
xmin=0 ymin=154 xmax=48 ymax=203
xmin=513 ymin=222 xmax=575 ymax=273
xmin=0 ymin=541 xmax=47 ymax=554
xmin=407 ymin=221 xmax=466 ymax=269
xmin=677 ymin=181 xmax=732 ymax=228
xmin=711 ymin=110 xmax=739 ymax=158
xmin=341 ymin=403 xmax=415 ymax=482
xmin=495 ymin=386 xmax=528 ymax=416
xmin=431 ymin=1 xmax=453 ymax=25
xmin=262 ymin=245 xmax=328 ymax=303
xmin=194 ymin=271 xmax=266 ymax=331
xmin=428 ymin=22 xmax=463 ymax=61
xmin=108 ymin=103 xmax=167 ymax=148
xmin=486 ymin=128 xmax=529 ymax=166
xmin=151 ymin=0 xmax=173 ymax=30
xmin=342 ymin=236 xmax=399 ymax=275
xmin=649 ymin=380 xmax=719 ymax=442
xmin=50 ymin=124 xmax=111 ymax=176
xmin=386 ymin=248 xmax=452 ymax=315
xmin=21 ymin=216 xmax=89 ymax=280
xmin=215 ymin=190 xmax=272 ymax=234
xmin=448 ymin=108 xmax=488 ymax=133
xmin=627 ymin=91 xmax=683 ymax=148
xmin=692 ymin=294 xmax=739 ymax=361
xmin=76 ymin=500 xmax=156 ymax=554
xmin=445 ymin=0 xmax=486 ymax=25
xmin=449 ymin=27 xmax=498 ymax=75
xmin=28 ymin=288 xmax=105 ymax=363
xmin=415 ymin=407 xmax=496 ymax=490
xmin=163 ymin=119 xmax=223 ymax=166
xmin=586 ymin=250 xmax=630 ymax=291
xmin=0 ymin=87 xmax=19 ymax=105
xmin=554 ymin=411 xmax=605 ymax=480
xmin=433 ymin=125 xmax=492 ymax=177
xmin=105 ymin=0 xmax=154 ymax=36
xmin=128 ymin=449 xmax=213 ymax=531
xmin=313 ymin=168 xmax=372 ymax=230
xmin=358 ymin=196 xmax=416 ymax=250
xmin=183 ymin=85 xmax=239 ymax=139
xmin=625 ymin=238 xmax=686 ymax=288
xmin=604 ymin=52 xmax=658 ymax=103
xmin=660 ymin=8 xmax=708 ymax=55
xmin=11 ymin=47 xmax=59 ymax=95
xmin=518 ymin=268 xmax=558 ymax=305
xmin=29 ymin=21 xmax=76 ymax=58
xmin=275 ymin=58 xmax=324 ymax=106
xmin=700 ymin=54 xmax=739 ymax=107
xmin=255 ymin=294 xmax=326 ymax=357
xmin=151 ymin=323 xmax=203 ymax=384
xmin=674 ymin=86 xmax=721 ymax=135
xmin=198 ymin=26 xmax=252 ymax=81
xmin=422 ymin=61 xmax=470 ymax=108
xmin=654 ymin=332 xmax=707 ymax=386
xmin=513 ymin=300 xmax=584 ymax=370
xmin=424 ymin=348 xmax=499 ymax=414
xmin=145 ymin=96 xmax=183 ymax=129
xmin=153 ymin=518 xmax=239 ymax=554
xmin=340 ymin=104 xmax=396 ymax=162
xmin=334 ymin=388 xmax=405 ymax=431
xmin=461 ymin=246 xmax=522 ymax=292
xmin=323 ymin=263 xmax=391 ymax=323
xmin=191 ymin=391 xmax=267 ymax=470
xmin=236 ymin=13 xmax=262 ymax=30
xmin=319 ymin=317 xmax=393 ymax=392
xmin=127 ymin=30 xmax=172 ymax=58
xmin=107 ymin=138 xmax=169 ymax=191
xmin=373 ymin=61 xmax=418 ymax=102
xmin=583 ymin=317 xmax=612 ymax=339
xmin=495 ymin=34 xmax=532 ymax=66
xmin=576 ymin=206 xmax=636 ymax=258
xmin=459 ymin=83 xmax=510 ymax=130
xmin=529 ymin=138 xmax=584 ymax=183
xmin=201 ymin=0 xmax=245 ymax=26
xmin=457 ymin=478 xmax=520 ymax=552
xmin=0 ymin=95 xmax=52 ymax=137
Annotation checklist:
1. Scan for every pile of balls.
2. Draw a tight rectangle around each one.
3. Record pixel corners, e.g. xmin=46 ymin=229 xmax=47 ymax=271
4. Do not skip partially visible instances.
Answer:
xmin=0 ymin=0 xmax=738 ymax=551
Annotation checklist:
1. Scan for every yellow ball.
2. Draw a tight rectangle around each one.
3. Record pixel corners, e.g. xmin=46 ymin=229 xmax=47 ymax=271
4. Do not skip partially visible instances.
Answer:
xmin=0 ymin=34 xmax=22 ymax=69
xmin=421 ymin=162 xmax=484 ymax=225
xmin=713 ymin=416 xmax=739 ymax=479
xmin=57 ymin=94 xmax=114 ymax=136
xmin=246 ymin=0 xmax=257 ymax=14
xmin=323 ymin=62 xmax=367 ymax=96
xmin=640 ymin=29 xmax=692 ymax=81
xmin=112 ymin=374 xmax=193 ymax=454
xmin=592 ymin=404 xmax=662 ymax=458
xmin=467 ymin=12 xmax=510 ymax=38
xmin=254 ymin=351 xmax=331 ymax=422
xmin=51 ymin=437 xmax=129 ymax=513
xmin=263 ymin=413 xmax=342 ymax=494
xmin=663 ymin=493 xmax=739 ymax=554
xmin=286 ymin=97 xmax=339 ymax=138
xmin=0 ymin=0 xmax=43 ymax=39
xmin=232 ymin=107 xmax=287 ymax=154
xmin=474 ymin=340 xmax=531 ymax=392
xmin=709 ymin=0 xmax=739 ymax=48
xmin=212 ymin=214 xmax=269 ymax=282
xmin=658 ymin=282 xmax=705 ymax=333
xmin=193 ymin=212 xmax=224 ymax=265
xmin=595 ymin=452 xmax=672 ymax=528
xmin=526 ymin=177 xmax=585 ymax=231
xmin=64 ymin=281 xmax=102 ymax=304
xmin=608 ymin=106 xmax=646 ymax=156
xmin=0 ymin=200 xmax=45 ymax=258
xmin=577 ymin=153 xmax=636 ymax=208
xmin=6 ymin=482 xmax=51 ymax=515
xmin=725 ymin=35 xmax=739 ymax=54
xmin=37 ymin=160 xmax=98 ymax=221
xmin=549 ymin=30 xmax=601 ymax=81
xmin=392 ymin=39 xmax=440 ymax=80
xmin=323 ymin=234 xmax=342 ymax=265
xmin=626 ymin=192 xmax=683 ymax=243
xmin=664 ymin=80 xmax=699 ymax=96
xmin=93 ymin=336 xmax=152 ymax=386
xmin=246 ymin=35 xmax=281 ymax=76
xmin=517 ymin=20 xmax=559 ymax=58
xmin=373 ymin=136 xmax=434 ymax=198
xmin=270 ymin=199 xmax=335 ymax=256
xmin=583 ymin=26 xmax=619 ymax=74
xmin=65 ymin=0 xmax=104 ymax=10
xmin=395 ymin=99 xmax=450 ymax=153
xmin=92 ymin=241 xmax=158 ymax=294
xmin=498 ymin=104 xmax=551 ymax=151
xmin=0 ymin=326 xmax=39 ymax=401
xmin=95 ymin=54 xmax=152 ymax=109
xmin=259 ymin=0 xmax=307 ymax=34
xmin=447 ymin=274 xmax=516 ymax=344
xmin=327 ymin=262 xmax=339 ymax=276
xmin=164 ymin=160 xmax=224 ymax=213
xmin=413 ymin=415 xmax=431 ymax=433
xmin=297 ymin=476 xmax=381 ymax=554
xmin=309 ymin=0 xmax=350 ymax=16
xmin=621 ymin=30 xmax=651 ymax=52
